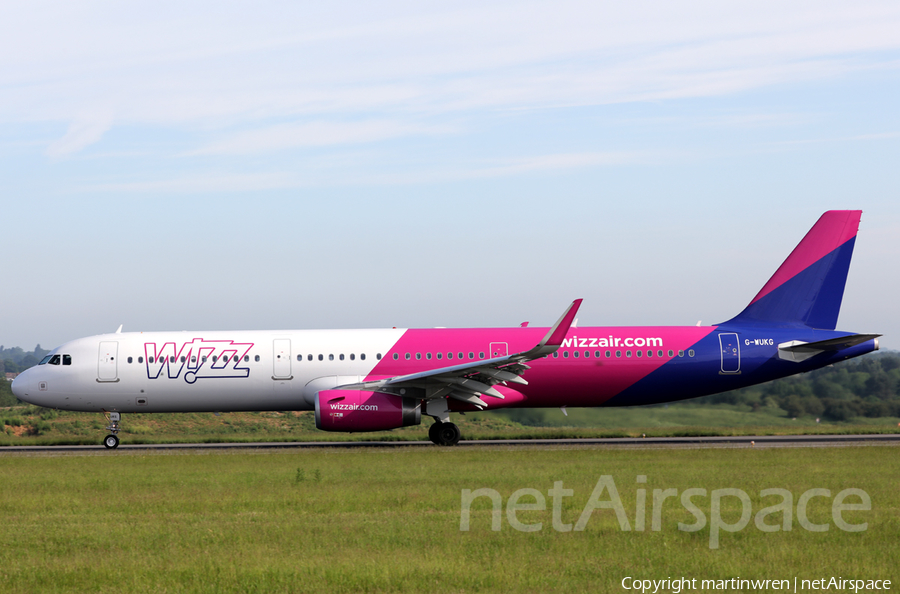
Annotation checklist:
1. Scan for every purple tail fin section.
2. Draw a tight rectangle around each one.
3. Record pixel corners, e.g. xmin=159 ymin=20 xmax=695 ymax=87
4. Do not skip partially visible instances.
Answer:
xmin=725 ymin=210 xmax=861 ymax=330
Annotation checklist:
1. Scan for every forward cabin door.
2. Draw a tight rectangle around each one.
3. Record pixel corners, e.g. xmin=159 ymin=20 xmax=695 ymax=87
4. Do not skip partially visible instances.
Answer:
xmin=273 ymin=339 xmax=292 ymax=379
xmin=98 ymin=341 xmax=119 ymax=382
xmin=718 ymin=333 xmax=741 ymax=374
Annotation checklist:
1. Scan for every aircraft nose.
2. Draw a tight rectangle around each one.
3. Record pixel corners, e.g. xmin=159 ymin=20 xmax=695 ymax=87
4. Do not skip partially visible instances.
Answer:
xmin=11 ymin=371 xmax=33 ymax=403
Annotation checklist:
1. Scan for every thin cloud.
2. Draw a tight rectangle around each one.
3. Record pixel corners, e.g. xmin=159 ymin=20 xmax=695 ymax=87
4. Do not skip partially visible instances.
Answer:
xmin=189 ymin=120 xmax=452 ymax=155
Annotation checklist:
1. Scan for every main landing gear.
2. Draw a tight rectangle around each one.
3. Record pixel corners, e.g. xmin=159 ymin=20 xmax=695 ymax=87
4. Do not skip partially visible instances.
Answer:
xmin=103 ymin=412 xmax=121 ymax=449
xmin=429 ymin=421 xmax=461 ymax=446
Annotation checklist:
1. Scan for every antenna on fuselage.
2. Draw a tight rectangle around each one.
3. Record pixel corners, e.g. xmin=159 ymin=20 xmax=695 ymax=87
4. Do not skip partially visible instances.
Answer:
xmin=115 ymin=325 xmax=123 ymax=334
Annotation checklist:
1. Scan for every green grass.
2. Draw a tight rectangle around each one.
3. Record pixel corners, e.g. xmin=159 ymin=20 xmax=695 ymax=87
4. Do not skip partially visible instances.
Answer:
xmin=0 ymin=445 xmax=897 ymax=593
xmin=1 ymin=404 xmax=899 ymax=447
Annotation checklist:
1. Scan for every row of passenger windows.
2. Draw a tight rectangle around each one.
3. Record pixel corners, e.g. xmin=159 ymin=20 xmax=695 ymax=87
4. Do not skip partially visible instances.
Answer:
xmin=123 ymin=353 xmax=385 ymax=364
xmin=553 ymin=349 xmax=695 ymax=359
xmin=295 ymin=353 xmax=382 ymax=362
xmin=121 ymin=349 xmax=696 ymax=365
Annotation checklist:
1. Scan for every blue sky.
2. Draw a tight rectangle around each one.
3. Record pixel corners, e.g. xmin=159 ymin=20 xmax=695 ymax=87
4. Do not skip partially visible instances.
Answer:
xmin=2 ymin=0 xmax=899 ymax=350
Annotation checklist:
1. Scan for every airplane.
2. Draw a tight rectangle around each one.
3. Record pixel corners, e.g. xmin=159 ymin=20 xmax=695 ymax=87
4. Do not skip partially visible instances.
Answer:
xmin=12 ymin=210 xmax=880 ymax=448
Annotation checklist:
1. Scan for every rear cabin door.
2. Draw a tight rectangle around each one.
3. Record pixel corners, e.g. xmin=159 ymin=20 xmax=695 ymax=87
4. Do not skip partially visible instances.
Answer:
xmin=718 ymin=333 xmax=741 ymax=374
xmin=273 ymin=339 xmax=292 ymax=379
xmin=98 ymin=341 xmax=119 ymax=382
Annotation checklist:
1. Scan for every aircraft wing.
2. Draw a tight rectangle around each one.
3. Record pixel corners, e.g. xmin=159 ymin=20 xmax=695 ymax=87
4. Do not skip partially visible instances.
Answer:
xmin=778 ymin=333 xmax=881 ymax=363
xmin=338 ymin=299 xmax=582 ymax=409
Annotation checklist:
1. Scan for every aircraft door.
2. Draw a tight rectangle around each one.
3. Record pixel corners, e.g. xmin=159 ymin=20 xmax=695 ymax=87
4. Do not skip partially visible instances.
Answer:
xmin=273 ymin=339 xmax=292 ymax=379
xmin=718 ymin=333 xmax=740 ymax=374
xmin=98 ymin=341 xmax=119 ymax=382
xmin=489 ymin=342 xmax=508 ymax=358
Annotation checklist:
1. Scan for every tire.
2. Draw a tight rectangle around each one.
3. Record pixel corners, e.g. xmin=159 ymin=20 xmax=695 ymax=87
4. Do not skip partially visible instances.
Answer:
xmin=103 ymin=434 xmax=120 ymax=449
xmin=436 ymin=422 xmax=461 ymax=446
xmin=428 ymin=421 xmax=443 ymax=445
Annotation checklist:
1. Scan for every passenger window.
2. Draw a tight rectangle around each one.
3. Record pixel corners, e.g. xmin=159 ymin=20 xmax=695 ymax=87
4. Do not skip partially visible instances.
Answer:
xmin=426 ymin=353 xmax=432 ymax=360
xmin=170 ymin=356 xmax=176 ymax=363
xmin=605 ymin=350 xmax=611 ymax=358
xmin=668 ymin=350 xmax=674 ymax=357
xmin=658 ymin=350 xmax=664 ymax=358
xmin=297 ymin=355 xmax=302 ymax=361
xmin=376 ymin=353 xmax=381 ymax=360
xmin=307 ymin=354 xmax=313 ymax=361
xmin=563 ymin=351 xmax=569 ymax=358
xmin=436 ymin=353 xmax=442 ymax=360
xmin=553 ymin=352 xmax=559 ymax=358
xmin=468 ymin=352 xmax=474 ymax=360
xmin=678 ymin=350 xmax=684 ymax=357
xmin=244 ymin=356 xmax=249 ymax=362
xmin=393 ymin=353 xmax=399 ymax=360
xmin=318 ymin=354 xmax=323 ymax=361
xmin=181 ymin=356 xmax=186 ymax=363
xmin=202 ymin=356 xmax=207 ymax=363
xmin=584 ymin=351 xmax=590 ymax=358
xmin=573 ymin=351 xmax=579 ymax=358
xmin=361 ymin=354 xmax=366 ymax=361
xmin=127 ymin=356 xmax=133 ymax=364
xmin=616 ymin=350 xmax=622 ymax=358
xmin=405 ymin=353 xmax=411 ymax=360
xmin=149 ymin=357 xmax=155 ymax=364
xmin=479 ymin=352 xmax=484 ymax=359
xmin=255 ymin=355 xmax=261 ymax=362
xmin=447 ymin=352 xmax=453 ymax=359
xmin=416 ymin=353 xmax=421 ymax=360
xmin=626 ymin=350 xmax=632 ymax=358
xmin=329 ymin=354 xmax=334 ymax=361
xmin=458 ymin=353 xmax=464 ymax=360
xmin=688 ymin=350 xmax=695 ymax=357
xmin=339 ymin=354 xmax=344 ymax=361
xmin=636 ymin=350 xmax=642 ymax=358
xmin=139 ymin=356 xmax=144 ymax=363
xmin=350 ymin=354 xmax=355 ymax=361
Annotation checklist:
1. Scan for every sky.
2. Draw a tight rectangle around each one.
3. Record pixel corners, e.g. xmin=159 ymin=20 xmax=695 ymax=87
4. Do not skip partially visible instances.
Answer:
xmin=2 ymin=0 xmax=899 ymax=351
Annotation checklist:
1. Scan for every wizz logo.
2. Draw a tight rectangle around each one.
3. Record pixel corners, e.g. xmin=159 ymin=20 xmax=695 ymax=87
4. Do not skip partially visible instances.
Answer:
xmin=144 ymin=339 xmax=254 ymax=384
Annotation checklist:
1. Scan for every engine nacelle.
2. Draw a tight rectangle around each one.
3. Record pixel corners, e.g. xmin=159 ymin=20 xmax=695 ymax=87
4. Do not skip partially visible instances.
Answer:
xmin=315 ymin=390 xmax=421 ymax=432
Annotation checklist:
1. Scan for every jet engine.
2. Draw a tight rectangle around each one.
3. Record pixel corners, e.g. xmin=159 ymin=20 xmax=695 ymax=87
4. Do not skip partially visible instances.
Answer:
xmin=315 ymin=389 xmax=421 ymax=432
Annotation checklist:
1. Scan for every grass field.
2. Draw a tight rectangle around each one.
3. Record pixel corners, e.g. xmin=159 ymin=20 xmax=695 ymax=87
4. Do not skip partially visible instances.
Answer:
xmin=0 ymin=444 xmax=897 ymax=593
xmin=2 ymin=404 xmax=899 ymax=447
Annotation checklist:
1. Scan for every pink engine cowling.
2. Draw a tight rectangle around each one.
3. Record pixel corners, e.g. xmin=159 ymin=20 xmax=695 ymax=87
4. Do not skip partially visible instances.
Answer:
xmin=315 ymin=389 xmax=421 ymax=432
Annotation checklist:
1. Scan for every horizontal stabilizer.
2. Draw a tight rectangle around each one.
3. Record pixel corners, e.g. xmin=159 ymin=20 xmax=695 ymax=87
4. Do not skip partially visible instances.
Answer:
xmin=778 ymin=333 xmax=880 ymax=362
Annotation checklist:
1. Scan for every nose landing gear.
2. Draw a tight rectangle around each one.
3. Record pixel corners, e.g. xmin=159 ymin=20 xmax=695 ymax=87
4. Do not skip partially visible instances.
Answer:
xmin=103 ymin=412 xmax=121 ymax=449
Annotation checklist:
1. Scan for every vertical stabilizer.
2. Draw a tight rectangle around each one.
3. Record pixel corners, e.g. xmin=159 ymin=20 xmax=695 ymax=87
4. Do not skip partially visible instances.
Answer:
xmin=725 ymin=210 xmax=861 ymax=330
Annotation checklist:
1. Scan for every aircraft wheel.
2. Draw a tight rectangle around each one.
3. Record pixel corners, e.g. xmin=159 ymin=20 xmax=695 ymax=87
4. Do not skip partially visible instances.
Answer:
xmin=103 ymin=434 xmax=120 ymax=449
xmin=428 ymin=421 xmax=444 ymax=445
xmin=435 ymin=422 xmax=461 ymax=446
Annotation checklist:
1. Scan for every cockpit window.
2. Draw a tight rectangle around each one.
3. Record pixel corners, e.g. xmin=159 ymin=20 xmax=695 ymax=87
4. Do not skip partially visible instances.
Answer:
xmin=62 ymin=354 xmax=72 ymax=365
xmin=48 ymin=355 xmax=61 ymax=365
xmin=39 ymin=355 xmax=53 ymax=365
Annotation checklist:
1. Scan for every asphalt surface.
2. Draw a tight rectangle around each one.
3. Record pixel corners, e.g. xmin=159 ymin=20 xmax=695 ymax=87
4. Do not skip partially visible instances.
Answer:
xmin=2 ymin=433 xmax=899 ymax=453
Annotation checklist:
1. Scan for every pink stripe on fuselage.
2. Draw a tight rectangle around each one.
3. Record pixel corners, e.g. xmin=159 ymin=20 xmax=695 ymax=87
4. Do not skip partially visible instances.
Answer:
xmin=750 ymin=210 xmax=860 ymax=305
xmin=366 ymin=325 xmax=716 ymax=408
